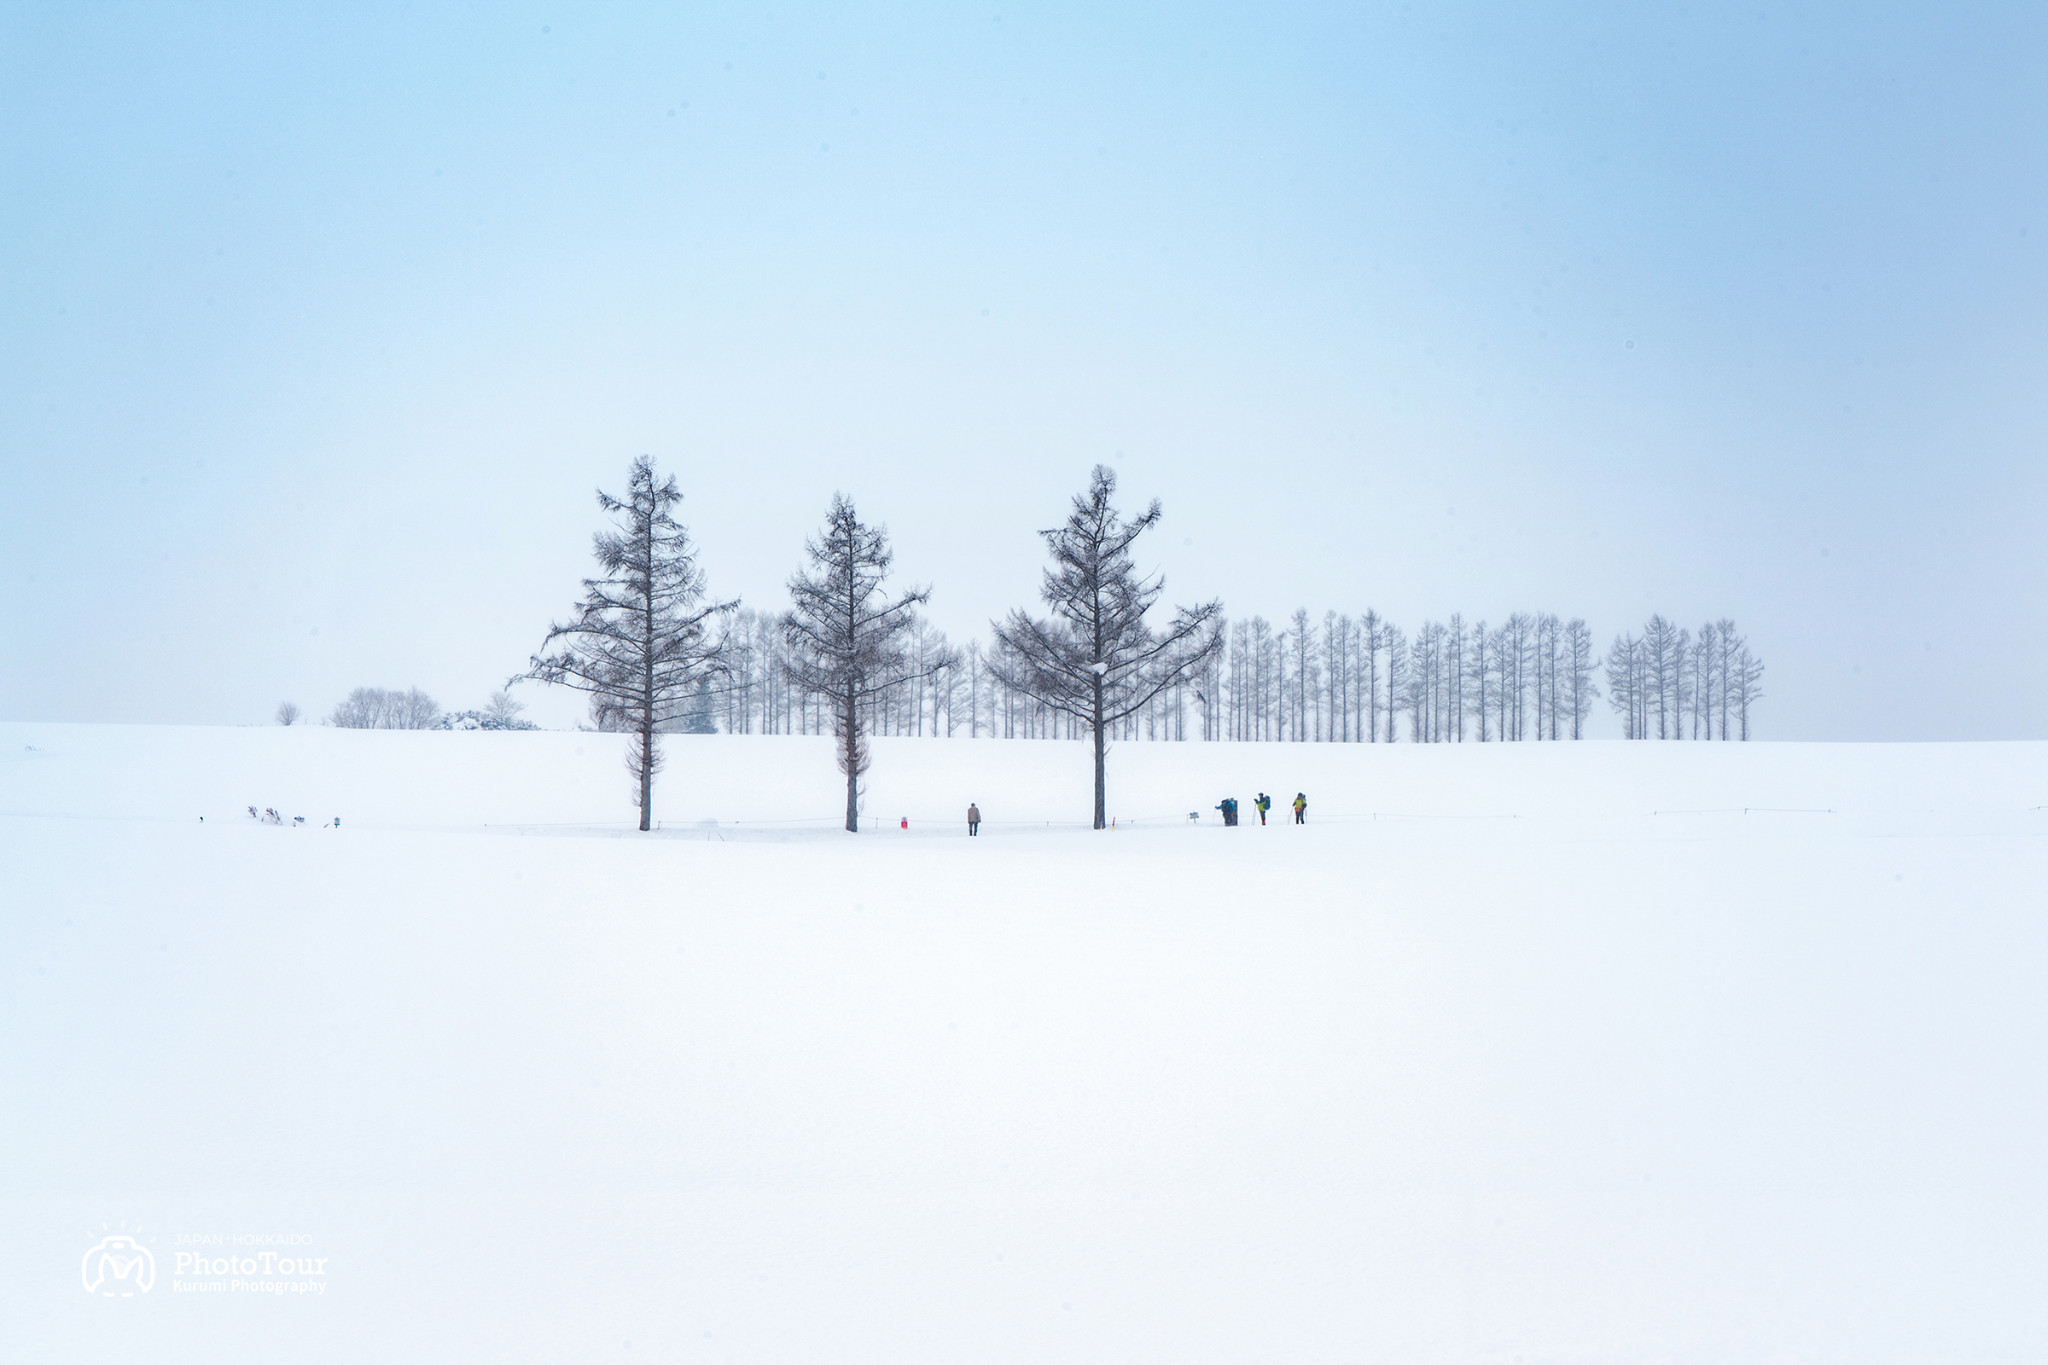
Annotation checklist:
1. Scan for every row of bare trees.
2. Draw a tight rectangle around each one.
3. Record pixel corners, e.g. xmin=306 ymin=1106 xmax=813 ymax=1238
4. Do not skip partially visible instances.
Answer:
xmin=523 ymin=457 xmax=1766 ymax=831
xmin=697 ymin=607 xmax=1763 ymax=751
xmin=774 ymin=471 xmax=1221 ymax=829
xmin=1604 ymin=616 xmax=1765 ymax=740
xmin=525 ymin=460 xmax=1221 ymax=830
xmin=1197 ymin=610 xmax=1604 ymax=744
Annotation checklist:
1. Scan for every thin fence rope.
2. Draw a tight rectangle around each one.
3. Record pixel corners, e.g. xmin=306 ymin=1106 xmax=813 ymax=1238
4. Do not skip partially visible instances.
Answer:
xmin=1652 ymin=807 xmax=1835 ymax=815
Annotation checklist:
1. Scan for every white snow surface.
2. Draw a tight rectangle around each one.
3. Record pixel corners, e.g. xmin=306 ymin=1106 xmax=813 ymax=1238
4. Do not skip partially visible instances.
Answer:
xmin=5 ymin=723 xmax=2046 ymax=1363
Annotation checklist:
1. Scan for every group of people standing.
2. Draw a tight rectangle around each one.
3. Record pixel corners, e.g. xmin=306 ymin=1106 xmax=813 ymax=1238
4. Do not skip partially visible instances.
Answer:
xmin=1216 ymin=791 xmax=1307 ymax=826
xmin=960 ymin=794 xmax=1307 ymax=833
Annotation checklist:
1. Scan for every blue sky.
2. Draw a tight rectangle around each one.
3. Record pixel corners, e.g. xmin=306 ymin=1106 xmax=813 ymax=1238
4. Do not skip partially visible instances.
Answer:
xmin=3 ymin=2 xmax=2044 ymax=736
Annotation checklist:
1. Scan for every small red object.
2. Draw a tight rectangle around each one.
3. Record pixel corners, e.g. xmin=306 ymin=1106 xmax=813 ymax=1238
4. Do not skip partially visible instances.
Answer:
xmin=900 ymin=817 xmax=908 ymax=830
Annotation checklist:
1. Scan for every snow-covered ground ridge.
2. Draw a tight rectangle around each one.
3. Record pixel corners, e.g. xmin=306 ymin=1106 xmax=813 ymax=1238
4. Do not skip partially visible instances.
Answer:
xmin=3 ymin=723 xmax=2041 ymax=835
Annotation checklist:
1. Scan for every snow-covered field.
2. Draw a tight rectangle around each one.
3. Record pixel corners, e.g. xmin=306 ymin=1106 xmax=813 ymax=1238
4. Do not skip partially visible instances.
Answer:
xmin=5 ymin=723 xmax=2046 ymax=1363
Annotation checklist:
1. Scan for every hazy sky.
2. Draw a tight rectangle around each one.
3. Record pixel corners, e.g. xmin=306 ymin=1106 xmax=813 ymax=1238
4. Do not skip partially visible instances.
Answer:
xmin=4 ymin=2 xmax=2044 ymax=737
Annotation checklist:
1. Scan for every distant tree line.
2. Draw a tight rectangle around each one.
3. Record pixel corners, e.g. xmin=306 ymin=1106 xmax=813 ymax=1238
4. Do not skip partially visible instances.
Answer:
xmin=683 ymin=607 xmax=1760 ymax=746
xmin=320 ymin=687 xmax=534 ymax=731
xmin=304 ymin=618 xmax=1761 ymax=750
xmin=1191 ymin=610 xmax=1602 ymax=744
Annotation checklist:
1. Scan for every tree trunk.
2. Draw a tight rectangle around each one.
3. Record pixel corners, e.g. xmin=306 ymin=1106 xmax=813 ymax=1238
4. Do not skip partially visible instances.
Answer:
xmin=1092 ymin=678 xmax=1107 ymax=830
xmin=638 ymin=541 xmax=657 ymax=831
xmin=637 ymin=721 xmax=653 ymax=832
xmin=842 ymin=692 xmax=860 ymax=833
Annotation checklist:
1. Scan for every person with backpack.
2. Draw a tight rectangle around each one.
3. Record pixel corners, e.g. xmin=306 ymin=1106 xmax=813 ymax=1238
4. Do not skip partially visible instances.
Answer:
xmin=1292 ymin=792 xmax=1307 ymax=824
xmin=1254 ymin=793 xmax=1271 ymax=825
xmin=1215 ymin=797 xmax=1238 ymax=826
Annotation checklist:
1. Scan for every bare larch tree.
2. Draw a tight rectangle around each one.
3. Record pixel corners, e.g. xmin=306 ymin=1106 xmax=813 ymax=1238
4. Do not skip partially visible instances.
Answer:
xmin=991 ymin=465 xmax=1223 ymax=829
xmin=1564 ymin=617 xmax=1599 ymax=739
xmin=783 ymin=493 xmax=931 ymax=833
xmin=526 ymin=456 xmax=732 ymax=832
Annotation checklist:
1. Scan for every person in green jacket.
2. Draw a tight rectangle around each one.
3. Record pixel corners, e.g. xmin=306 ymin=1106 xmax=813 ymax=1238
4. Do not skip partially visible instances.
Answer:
xmin=1292 ymin=792 xmax=1307 ymax=824
xmin=1254 ymin=793 xmax=1271 ymax=825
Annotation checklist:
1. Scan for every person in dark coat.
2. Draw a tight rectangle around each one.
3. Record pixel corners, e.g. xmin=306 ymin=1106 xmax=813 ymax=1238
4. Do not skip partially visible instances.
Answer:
xmin=1215 ymin=797 xmax=1238 ymax=826
xmin=967 ymin=803 xmax=981 ymax=836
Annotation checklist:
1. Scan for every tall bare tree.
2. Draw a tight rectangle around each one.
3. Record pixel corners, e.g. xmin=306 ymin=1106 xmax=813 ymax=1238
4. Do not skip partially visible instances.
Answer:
xmin=1565 ymin=618 xmax=1599 ymax=739
xmin=1689 ymin=622 xmax=1718 ymax=739
xmin=1359 ymin=612 xmax=1389 ymax=741
xmin=1500 ymin=613 xmax=1533 ymax=740
xmin=526 ymin=456 xmax=732 ymax=832
xmin=1322 ymin=611 xmax=1349 ymax=742
xmin=1382 ymin=624 xmax=1408 ymax=742
xmin=1291 ymin=608 xmax=1314 ymax=741
xmin=1605 ymin=631 xmax=1644 ymax=738
xmin=1482 ymin=622 xmax=1499 ymax=740
xmin=992 ymin=465 xmax=1222 ymax=828
xmin=783 ymin=494 xmax=930 ymax=832
xmin=1534 ymin=612 xmax=1560 ymax=739
xmin=1732 ymin=643 xmax=1766 ymax=739
xmin=1714 ymin=618 xmax=1741 ymax=740
xmin=484 ymin=689 xmax=526 ymax=727
xmin=1641 ymin=615 xmax=1684 ymax=739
